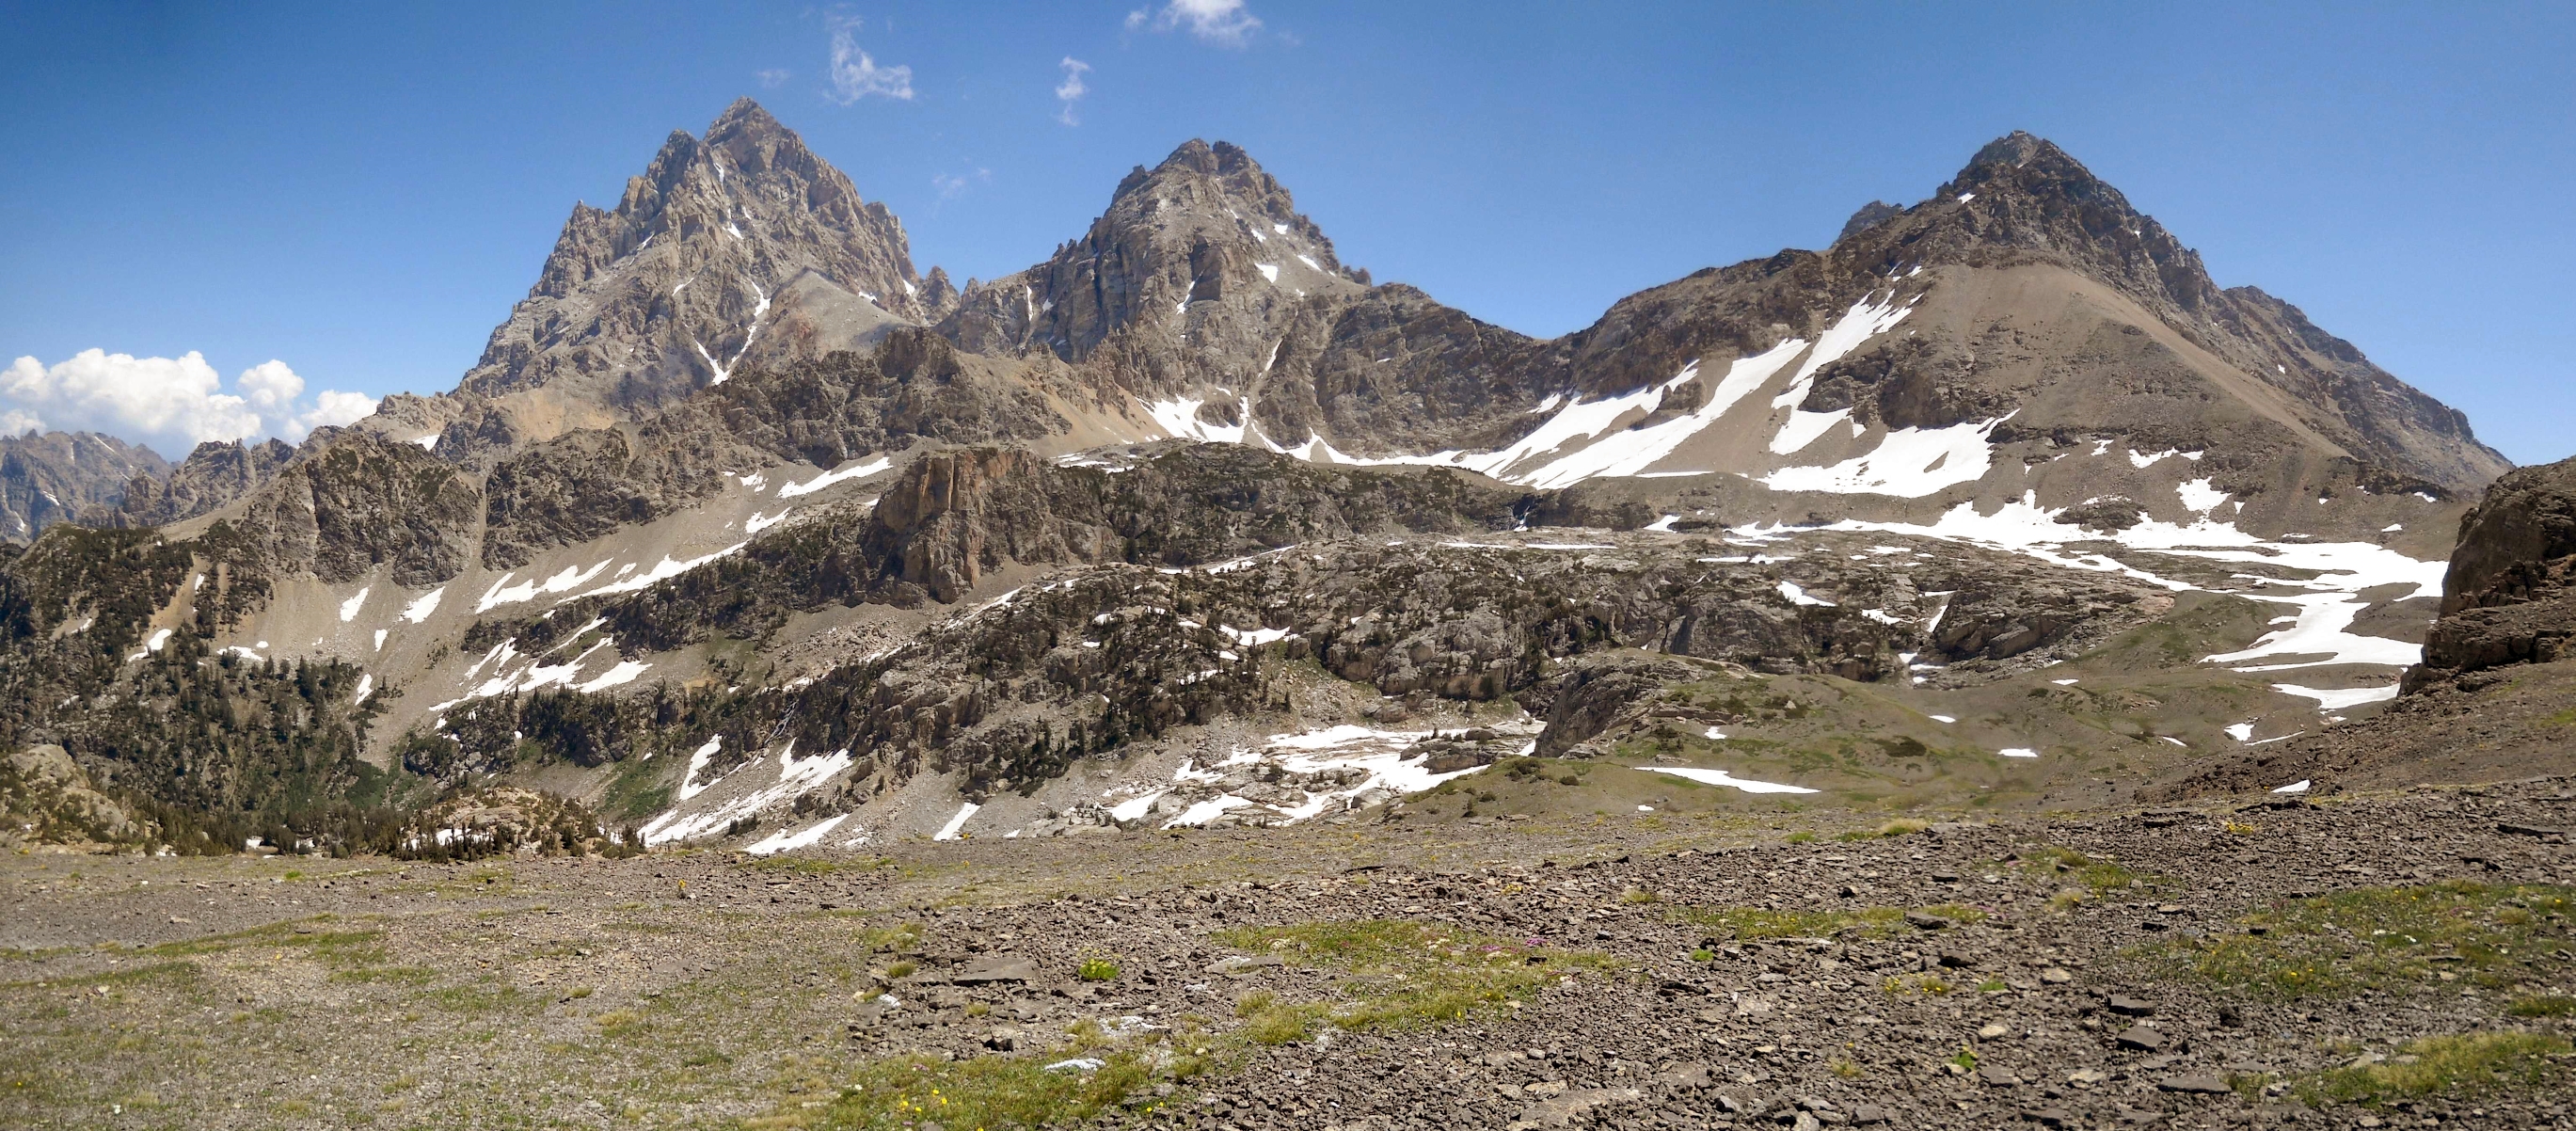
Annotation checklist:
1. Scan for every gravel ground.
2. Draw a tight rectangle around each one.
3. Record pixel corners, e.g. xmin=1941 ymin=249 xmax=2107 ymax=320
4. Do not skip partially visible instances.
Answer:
xmin=3 ymin=781 xmax=2571 ymax=1130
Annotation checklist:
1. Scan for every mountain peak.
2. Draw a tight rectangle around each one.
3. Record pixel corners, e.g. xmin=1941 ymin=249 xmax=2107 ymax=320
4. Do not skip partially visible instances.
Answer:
xmin=453 ymin=100 xmax=926 ymax=439
xmin=710 ymin=97 xmax=783 ymax=138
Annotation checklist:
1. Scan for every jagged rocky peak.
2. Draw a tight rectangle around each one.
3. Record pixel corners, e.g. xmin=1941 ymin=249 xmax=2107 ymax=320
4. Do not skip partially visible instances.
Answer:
xmin=0 ymin=431 xmax=170 ymax=543
xmin=940 ymin=138 xmax=1368 ymax=362
xmin=453 ymin=98 xmax=942 ymax=438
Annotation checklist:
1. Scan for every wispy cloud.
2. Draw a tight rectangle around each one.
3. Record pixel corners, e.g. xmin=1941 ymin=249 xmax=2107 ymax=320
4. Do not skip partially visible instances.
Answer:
xmin=755 ymin=68 xmax=790 ymax=89
xmin=1054 ymin=57 xmax=1091 ymax=125
xmin=825 ymin=15 xmax=914 ymax=103
xmin=931 ymin=168 xmax=992 ymax=200
xmin=1124 ymin=0 xmax=1261 ymax=47
xmin=0 ymin=350 xmax=377 ymax=458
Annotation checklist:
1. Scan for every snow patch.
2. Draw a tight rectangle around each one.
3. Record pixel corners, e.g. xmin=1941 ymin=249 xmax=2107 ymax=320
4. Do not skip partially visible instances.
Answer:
xmin=934 ymin=803 xmax=980 ymax=841
xmin=779 ymin=456 xmax=892 ymax=499
xmin=402 ymin=588 xmax=445 ymax=624
xmin=1637 ymin=766 xmax=1819 ymax=794
xmin=338 ymin=587 xmax=370 ymax=623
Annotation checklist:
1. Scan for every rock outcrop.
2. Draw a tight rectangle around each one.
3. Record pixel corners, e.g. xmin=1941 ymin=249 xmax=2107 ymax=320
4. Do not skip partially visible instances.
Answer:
xmin=233 ymin=433 xmax=482 ymax=586
xmin=0 ymin=743 xmax=139 ymax=847
xmin=98 ymin=438 xmax=294 ymax=529
xmin=2405 ymin=455 xmax=2576 ymax=687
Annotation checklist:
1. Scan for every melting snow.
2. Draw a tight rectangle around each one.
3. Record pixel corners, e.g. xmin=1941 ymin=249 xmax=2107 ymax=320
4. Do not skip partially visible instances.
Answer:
xmin=2271 ymin=779 xmax=2312 ymax=794
xmin=2176 ymin=479 xmax=2230 ymax=513
xmin=934 ymin=803 xmax=980 ymax=841
xmin=338 ymin=587 xmax=370 ymax=623
xmin=1766 ymin=293 xmax=1919 ymax=453
xmin=676 ymin=737 xmax=723 ymax=801
xmin=578 ymin=661 xmax=651 ymax=693
xmin=744 ymin=508 xmax=792 ymax=534
xmin=2224 ymin=723 xmax=2257 ymax=741
xmin=1638 ymin=766 xmax=1819 ymax=794
xmin=1777 ymin=581 xmax=1835 ymax=607
xmin=2271 ymin=682 xmax=2398 ymax=711
xmin=1142 ymin=394 xmax=1248 ymax=445
xmin=1256 ymin=263 xmax=1279 ymax=282
xmin=373 ymin=629 xmax=387 ymax=651
xmin=1155 ymin=725 xmax=1501 ymax=829
xmin=746 ymin=814 xmax=851 ymax=856
xmin=352 ymin=674 xmax=374 ymax=705
xmin=476 ymin=561 xmax=615 ymax=613
xmin=643 ymin=743 xmax=853 ymax=847
xmin=779 ymin=456 xmax=892 ymax=498
xmin=568 ymin=543 xmax=749 ymax=600
xmin=1998 ymin=747 xmax=2039 ymax=758
xmin=1762 ymin=416 xmax=2010 ymax=498
xmin=402 ymin=588 xmax=445 ymax=623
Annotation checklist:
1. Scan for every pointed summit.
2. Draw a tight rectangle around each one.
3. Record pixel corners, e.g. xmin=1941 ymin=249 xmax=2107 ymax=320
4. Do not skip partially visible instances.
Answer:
xmin=941 ymin=138 xmax=1365 ymax=362
xmin=451 ymin=99 xmax=935 ymax=451
xmin=709 ymin=97 xmax=785 ymax=138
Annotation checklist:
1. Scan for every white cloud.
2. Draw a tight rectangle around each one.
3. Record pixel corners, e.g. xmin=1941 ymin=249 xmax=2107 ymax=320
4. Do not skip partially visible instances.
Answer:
xmin=0 ymin=350 xmax=378 ymax=458
xmin=237 ymin=358 xmax=302 ymax=411
xmin=825 ymin=15 xmax=914 ymax=103
xmin=755 ymin=68 xmax=790 ymax=89
xmin=296 ymin=389 xmax=378 ymax=434
xmin=1126 ymin=0 xmax=1261 ymax=46
xmin=1054 ymin=56 xmax=1091 ymax=125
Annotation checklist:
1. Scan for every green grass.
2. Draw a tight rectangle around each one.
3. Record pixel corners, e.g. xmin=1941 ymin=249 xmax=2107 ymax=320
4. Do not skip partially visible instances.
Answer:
xmin=1075 ymin=958 xmax=1120 ymax=982
xmin=2505 ymin=994 xmax=2576 ymax=1018
xmin=1678 ymin=903 xmax=1988 ymax=941
xmin=2139 ymin=883 xmax=2575 ymax=999
xmin=2293 ymin=1032 xmax=2569 ymax=1106
xmin=783 ymin=1049 xmax=1185 ymax=1130
xmin=1211 ymin=920 xmax=1610 ymax=1043
xmin=1837 ymin=818 xmax=1932 ymax=841
xmin=2014 ymin=846 xmax=2146 ymax=896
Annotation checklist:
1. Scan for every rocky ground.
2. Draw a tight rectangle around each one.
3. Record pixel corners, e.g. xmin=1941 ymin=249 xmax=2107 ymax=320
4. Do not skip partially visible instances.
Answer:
xmin=5 ymin=780 xmax=2571 ymax=1131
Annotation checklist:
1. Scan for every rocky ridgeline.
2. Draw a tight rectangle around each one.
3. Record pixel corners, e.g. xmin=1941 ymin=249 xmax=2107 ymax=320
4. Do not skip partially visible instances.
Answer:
xmin=431 ymin=444 xmax=2170 ymax=822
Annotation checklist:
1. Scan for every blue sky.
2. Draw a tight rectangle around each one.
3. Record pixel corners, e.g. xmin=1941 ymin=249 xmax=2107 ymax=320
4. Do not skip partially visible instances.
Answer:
xmin=2 ymin=2 xmax=2570 ymax=462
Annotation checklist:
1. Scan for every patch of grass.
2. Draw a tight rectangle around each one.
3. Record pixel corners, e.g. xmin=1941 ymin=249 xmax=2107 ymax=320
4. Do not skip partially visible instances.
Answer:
xmin=1849 ymin=818 xmax=1932 ymax=840
xmin=1212 ymin=920 xmax=1609 ymax=1041
xmin=1785 ymin=831 xmax=1818 ymax=844
xmin=2292 ymin=1032 xmax=2569 ymax=1106
xmin=1075 ymin=958 xmax=1120 ymax=982
xmin=854 ymin=924 xmax=923 ymax=954
xmin=795 ymin=1050 xmax=1175 ymax=1130
xmin=2139 ymin=883 xmax=2575 ymax=999
xmin=593 ymin=1010 xmax=648 ymax=1038
xmin=2506 ymin=994 xmax=2576 ymax=1018
xmin=2014 ymin=846 xmax=2144 ymax=895
xmin=1678 ymin=903 xmax=1987 ymax=942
